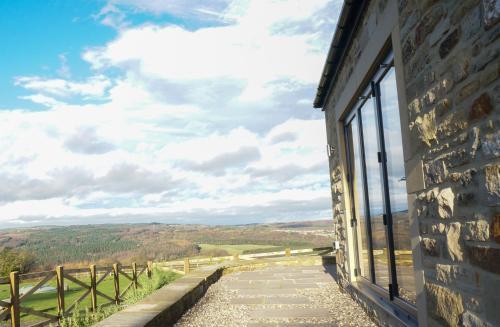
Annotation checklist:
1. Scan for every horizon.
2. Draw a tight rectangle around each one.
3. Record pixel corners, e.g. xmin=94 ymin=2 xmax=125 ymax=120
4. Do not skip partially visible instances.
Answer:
xmin=0 ymin=216 xmax=332 ymax=231
xmin=0 ymin=1 xmax=341 ymax=227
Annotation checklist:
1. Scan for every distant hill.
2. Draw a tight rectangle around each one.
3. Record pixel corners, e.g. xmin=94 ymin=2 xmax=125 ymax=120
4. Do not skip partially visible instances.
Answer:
xmin=0 ymin=220 xmax=334 ymax=270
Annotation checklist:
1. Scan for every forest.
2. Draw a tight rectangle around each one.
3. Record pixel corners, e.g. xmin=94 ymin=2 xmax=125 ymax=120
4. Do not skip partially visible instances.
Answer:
xmin=0 ymin=220 xmax=334 ymax=276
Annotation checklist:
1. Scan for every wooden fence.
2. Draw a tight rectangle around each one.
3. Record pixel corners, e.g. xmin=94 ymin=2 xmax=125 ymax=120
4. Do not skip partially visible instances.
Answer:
xmin=158 ymin=247 xmax=333 ymax=274
xmin=0 ymin=261 xmax=152 ymax=327
xmin=0 ymin=246 xmax=333 ymax=327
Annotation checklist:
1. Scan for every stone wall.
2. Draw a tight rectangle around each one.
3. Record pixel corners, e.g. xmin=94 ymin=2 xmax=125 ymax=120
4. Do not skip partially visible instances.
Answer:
xmin=324 ymin=0 xmax=499 ymax=326
xmin=399 ymin=0 xmax=499 ymax=326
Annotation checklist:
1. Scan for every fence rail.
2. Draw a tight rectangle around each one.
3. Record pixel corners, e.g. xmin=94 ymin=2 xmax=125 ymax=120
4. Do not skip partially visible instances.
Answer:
xmin=157 ymin=246 xmax=333 ymax=275
xmin=0 ymin=262 xmax=152 ymax=327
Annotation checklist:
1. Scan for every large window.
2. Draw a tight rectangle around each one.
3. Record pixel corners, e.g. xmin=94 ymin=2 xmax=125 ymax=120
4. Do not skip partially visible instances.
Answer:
xmin=344 ymin=52 xmax=416 ymax=306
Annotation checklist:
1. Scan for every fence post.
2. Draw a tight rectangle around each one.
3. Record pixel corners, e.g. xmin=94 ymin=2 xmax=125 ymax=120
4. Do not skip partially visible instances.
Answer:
xmin=56 ymin=266 xmax=65 ymax=317
xmin=113 ymin=263 xmax=120 ymax=305
xmin=147 ymin=261 xmax=152 ymax=279
xmin=89 ymin=265 xmax=97 ymax=311
xmin=132 ymin=262 xmax=138 ymax=289
xmin=285 ymin=248 xmax=291 ymax=257
xmin=184 ymin=258 xmax=190 ymax=274
xmin=9 ymin=271 xmax=20 ymax=327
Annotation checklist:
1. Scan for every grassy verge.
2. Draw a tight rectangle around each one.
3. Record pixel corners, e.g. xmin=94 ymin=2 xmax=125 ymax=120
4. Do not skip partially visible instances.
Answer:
xmin=58 ymin=268 xmax=179 ymax=327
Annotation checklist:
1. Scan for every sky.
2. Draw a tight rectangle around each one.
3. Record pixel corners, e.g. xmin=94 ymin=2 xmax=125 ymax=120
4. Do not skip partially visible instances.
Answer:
xmin=0 ymin=0 xmax=342 ymax=228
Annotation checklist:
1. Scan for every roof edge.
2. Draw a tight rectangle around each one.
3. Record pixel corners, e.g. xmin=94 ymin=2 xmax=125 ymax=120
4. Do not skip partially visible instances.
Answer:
xmin=313 ymin=0 xmax=368 ymax=110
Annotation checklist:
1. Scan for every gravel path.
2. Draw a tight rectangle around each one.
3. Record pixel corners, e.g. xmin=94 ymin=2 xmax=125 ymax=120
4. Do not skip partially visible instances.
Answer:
xmin=175 ymin=265 xmax=377 ymax=327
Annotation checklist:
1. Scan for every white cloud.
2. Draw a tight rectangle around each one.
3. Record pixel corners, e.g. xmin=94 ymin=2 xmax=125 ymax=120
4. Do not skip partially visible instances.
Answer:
xmin=95 ymin=3 xmax=129 ymax=30
xmin=223 ymin=0 xmax=329 ymax=27
xmin=14 ymin=75 xmax=112 ymax=99
xmin=57 ymin=53 xmax=71 ymax=78
xmin=83 ymin=0 xmax=332 ymax=103
xmin=19 ymin=94 xmax=65 ymax=107
xmin=107 ymin=0 xmax=231 ymax=21
xmin=64 ymin=127 xmax=116 ymax=154
xmin=0 ymin=109 xmax=329 ymax=223
xmin=0 ymin=0 xmax=341 ymax=227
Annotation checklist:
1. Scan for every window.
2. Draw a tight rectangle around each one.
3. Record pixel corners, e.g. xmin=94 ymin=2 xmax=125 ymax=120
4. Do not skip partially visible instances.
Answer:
xmin=344 ymin=52 xmax=416 ymax=306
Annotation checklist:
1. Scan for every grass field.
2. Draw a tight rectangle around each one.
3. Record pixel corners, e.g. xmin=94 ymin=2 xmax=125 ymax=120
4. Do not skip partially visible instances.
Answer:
xmin=198 ymin=243 xmax=281 ymax=255
xmin=0 ymin=269 xmax=177 ymax=325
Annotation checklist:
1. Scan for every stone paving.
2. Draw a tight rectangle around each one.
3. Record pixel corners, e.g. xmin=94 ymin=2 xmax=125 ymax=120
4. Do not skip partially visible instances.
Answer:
xmin=175 ymin=265 xmax=377 ymax=326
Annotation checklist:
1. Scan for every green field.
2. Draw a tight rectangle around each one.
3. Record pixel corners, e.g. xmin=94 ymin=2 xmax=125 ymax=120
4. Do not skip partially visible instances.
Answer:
xmin=198 ymin=243 xmax=281 ymax=255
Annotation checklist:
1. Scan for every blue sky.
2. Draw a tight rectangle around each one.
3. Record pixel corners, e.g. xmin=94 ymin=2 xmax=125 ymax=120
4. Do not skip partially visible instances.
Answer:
xmin=0 ymin=1 xmax=112 ymax=109
xmin=0 ymin=0 xmax=341 ymax=227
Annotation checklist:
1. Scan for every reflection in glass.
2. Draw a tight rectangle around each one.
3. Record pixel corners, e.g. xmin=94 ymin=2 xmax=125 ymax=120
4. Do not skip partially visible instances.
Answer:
xmin=379 ymin=68 xmax=416 ymax=304
xmin=347 ymin=115 xmax=370 ymax=278
xmin=360 ymin=99 xmax=389 ymax=290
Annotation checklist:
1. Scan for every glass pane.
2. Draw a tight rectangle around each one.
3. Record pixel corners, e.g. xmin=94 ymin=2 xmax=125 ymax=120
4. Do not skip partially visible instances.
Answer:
xmin=379 ymin=68 xmax=416 ymax=304
xmin=347 ymin=115 xmax=370 ymax=278
xmin=360 ymin=98 xmax=389 ymax=290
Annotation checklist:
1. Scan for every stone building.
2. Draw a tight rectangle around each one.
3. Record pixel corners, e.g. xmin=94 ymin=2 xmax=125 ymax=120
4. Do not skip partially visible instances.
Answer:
xmin=314 ymin=0 xmax=499 ymax=326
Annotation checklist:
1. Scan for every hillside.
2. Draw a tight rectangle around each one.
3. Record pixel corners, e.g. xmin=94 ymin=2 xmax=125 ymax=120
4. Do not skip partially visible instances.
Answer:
xmin=0 ymin=220 xmax=334 ymax=270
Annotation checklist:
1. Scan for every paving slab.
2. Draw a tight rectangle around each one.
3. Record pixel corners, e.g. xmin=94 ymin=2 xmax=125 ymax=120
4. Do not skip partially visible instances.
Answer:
xmin=245 ymin=323 xmax=335 ymax=327
xmin=265 ymin=296 xmax=311 ymax=304
xmin=277 ymin=324 xmax=338 ymax=327
xmin=248 ymin=308 xmax=331 ymax=319
xmin=229 ymin=296 xmax=311 ymax=305
xmin=237 ymin=275 xmax=285 ymax=280
xmin=230 ymin=297 xmax=266 ymax=305
xmin=238 ymin=288 xmax=298 ymax=295
xmin=289 ymin=277 xmax=334 ymax=283
xmin=175 ymin=265 xmax=378 ymax=326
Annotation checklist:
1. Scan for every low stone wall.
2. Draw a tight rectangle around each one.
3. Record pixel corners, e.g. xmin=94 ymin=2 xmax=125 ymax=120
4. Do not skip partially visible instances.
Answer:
xmin=94 ymin=267 xmax=224 ymax=327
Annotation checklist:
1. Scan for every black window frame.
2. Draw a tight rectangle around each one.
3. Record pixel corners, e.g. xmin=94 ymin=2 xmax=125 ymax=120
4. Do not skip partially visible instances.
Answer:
xmin=343 ymin=50 xmax=417 ymax=318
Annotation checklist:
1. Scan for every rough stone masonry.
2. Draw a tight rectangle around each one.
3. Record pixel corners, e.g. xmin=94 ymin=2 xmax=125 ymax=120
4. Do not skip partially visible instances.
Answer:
xmin=403 ymin=0 xmax=499 ymax=325
xmin=324 ymin=0 xmax=499 ymax=326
